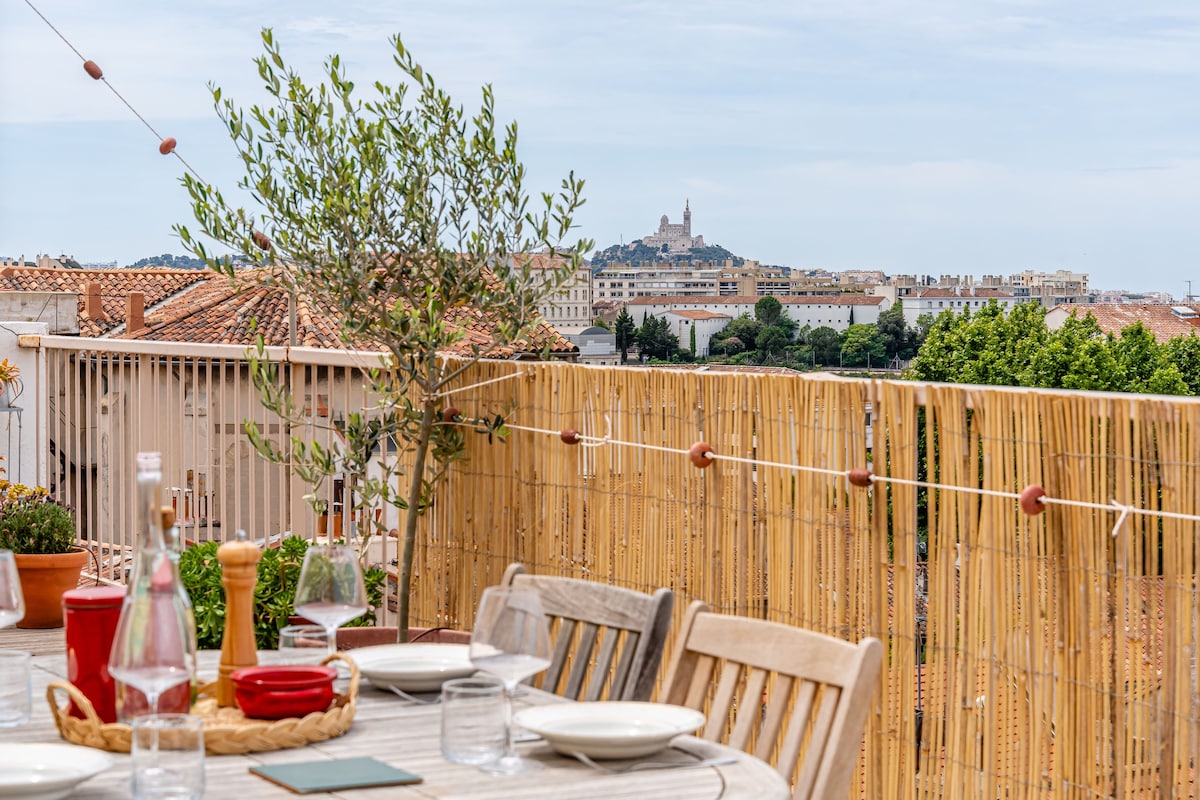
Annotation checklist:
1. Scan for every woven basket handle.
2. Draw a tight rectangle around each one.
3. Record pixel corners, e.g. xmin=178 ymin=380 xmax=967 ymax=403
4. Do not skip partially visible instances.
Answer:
xmin=323 ymin=651 xmax=361 ymax=700
xmin=46 ymin=680 xmax=104 ymax=734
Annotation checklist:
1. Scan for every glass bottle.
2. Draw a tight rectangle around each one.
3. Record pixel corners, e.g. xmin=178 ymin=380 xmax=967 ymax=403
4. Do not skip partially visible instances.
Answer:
xmin=110 ymin=452 xmax=196 ymax=720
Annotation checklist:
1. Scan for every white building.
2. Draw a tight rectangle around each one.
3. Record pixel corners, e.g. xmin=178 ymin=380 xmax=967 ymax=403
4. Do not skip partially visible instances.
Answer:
xmin=626 ymin=295 xmax=887 ymax=332
xmin=664 ymin=310 xmax=731 ymax=357
xmin=900 ymin=288 xmax=1020 ymax=320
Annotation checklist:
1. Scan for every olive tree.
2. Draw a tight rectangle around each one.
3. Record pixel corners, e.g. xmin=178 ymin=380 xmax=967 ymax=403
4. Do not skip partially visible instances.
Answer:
xmin=176 ymin=29 xmax=591 ymax=640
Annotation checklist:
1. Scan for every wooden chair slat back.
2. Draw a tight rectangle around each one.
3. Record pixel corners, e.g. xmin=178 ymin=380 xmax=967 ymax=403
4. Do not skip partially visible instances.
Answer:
xmin=661 ymin=601 xmax=883 ymax=800
xmin=501 ymin=563 xmax=674 ymax=701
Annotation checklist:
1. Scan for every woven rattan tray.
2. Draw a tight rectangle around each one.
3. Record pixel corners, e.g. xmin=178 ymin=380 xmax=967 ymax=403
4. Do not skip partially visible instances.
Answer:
xmin=46 ymin=653 xmax=359 ymax=755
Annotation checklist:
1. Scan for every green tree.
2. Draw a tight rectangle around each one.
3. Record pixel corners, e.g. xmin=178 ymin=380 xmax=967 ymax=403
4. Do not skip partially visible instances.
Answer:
xmin=176 ymin=29 xmax=591 ymax=641
xmin=840 ymin=323 xmax=887 ymax=367
xmin=1110 ymin=322 xmax=1166 ymax=393
xmin=1164 ymin=334 xmax=1200 ymax=395
xmin=635 ymin=315 xmax=680 ymax=361
xmin=809 ymin=326 xmax=841 ymax=366
xmin=711 ymin=313 xmax=763 ymax=354
xmin=876 ymin=302 xmax=916 ymax=360
xmin=614 ymin=307 xmax=636 ymax=363
xmin=755 ymin=326 xmax=790 ymax=363
xmin=689 ymin=323 xmax=697 ymax=357
xmin=755 ymin=296 xmax=783 ymax=326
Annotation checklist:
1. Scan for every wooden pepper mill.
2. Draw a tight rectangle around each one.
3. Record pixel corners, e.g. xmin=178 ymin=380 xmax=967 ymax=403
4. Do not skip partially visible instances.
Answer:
xmin=217 ymin=531 xmax=261 ymax=707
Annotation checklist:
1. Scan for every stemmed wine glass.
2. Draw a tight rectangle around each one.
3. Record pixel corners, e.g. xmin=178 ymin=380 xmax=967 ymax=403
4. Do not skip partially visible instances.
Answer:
xmin=293 ymin=545 xmax=368 ymax=658
xmin=0 ymin=550 xmax=24 ymax=628
xmin=468 ymin=586 xmax=551 ymax=775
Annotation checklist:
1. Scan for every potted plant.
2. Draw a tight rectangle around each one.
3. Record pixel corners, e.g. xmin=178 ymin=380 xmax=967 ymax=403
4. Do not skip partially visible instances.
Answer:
xmin=176 ymin=29 xmax=590 ymax=641
xmin=0 ymin=358 xmax=19 ymax=408
xmin=0 ymin=480 xmax=87 ymax=628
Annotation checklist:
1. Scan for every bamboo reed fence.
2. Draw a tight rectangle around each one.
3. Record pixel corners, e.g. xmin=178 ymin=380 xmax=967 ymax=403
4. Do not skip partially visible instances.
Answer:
xmin=408 ymin=360 xmax=1198 ymax=800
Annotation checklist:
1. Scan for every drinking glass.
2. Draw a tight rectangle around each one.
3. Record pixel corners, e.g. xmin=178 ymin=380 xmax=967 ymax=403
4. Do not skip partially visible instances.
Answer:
xmin=0 ymin=550 xmax=23 ymax=628
xmin=131 ymin=713 xmax=205 ymax=800
xmin=468 ymin=586 xmax=551 ymax=775
xmin=278 ymin=624 xmax=331 ymax=665
xmin=293 ymin=545 xmax=367 ymax=657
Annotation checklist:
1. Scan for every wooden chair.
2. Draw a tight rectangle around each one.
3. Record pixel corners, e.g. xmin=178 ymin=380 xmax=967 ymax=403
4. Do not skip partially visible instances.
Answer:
xmin=661 ymin=601 xmax=883 ymax=800
xmin=501 ymin=563 xmax=674 ymax=701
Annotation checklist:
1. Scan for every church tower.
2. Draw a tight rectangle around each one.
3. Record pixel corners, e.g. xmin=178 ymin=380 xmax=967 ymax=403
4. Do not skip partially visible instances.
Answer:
xmin=683 ymin=199 xmax=691 ymax=237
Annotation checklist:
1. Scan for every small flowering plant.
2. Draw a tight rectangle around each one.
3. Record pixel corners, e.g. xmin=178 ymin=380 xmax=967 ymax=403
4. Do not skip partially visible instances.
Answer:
xmin=0 ymin=480 xmax=76 ymax=555
xmin=0 ymin=359 xmax=18 ymax=387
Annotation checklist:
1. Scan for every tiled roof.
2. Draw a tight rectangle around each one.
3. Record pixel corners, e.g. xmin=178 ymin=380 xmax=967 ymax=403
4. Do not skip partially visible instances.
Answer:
xmin=0 ymin=266 xmax=210 ymax=337
xmin=626 ymin=295 xmax=885 ymax=306
xmin=1053 ymin=303 xmax=1200 ymax=344
xmin=0 ymin=265 xmax=575 ymax=354
xmin=667 ymin=309 xmax=731 ymax=320
xmin=114 ymin=270 xmax=576 ymax=355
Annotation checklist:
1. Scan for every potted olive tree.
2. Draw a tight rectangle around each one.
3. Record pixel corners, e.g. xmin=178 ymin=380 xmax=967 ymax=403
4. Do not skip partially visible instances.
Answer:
xmin=0 ymin=480 xmax=87 ymax=627
xmin=176 ymin=29 xmax=590 ymax=641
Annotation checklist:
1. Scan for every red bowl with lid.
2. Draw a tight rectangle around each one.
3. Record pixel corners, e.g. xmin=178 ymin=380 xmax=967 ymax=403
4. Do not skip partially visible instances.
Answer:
xmin=230 ymin=665 xmax=337 ymax=719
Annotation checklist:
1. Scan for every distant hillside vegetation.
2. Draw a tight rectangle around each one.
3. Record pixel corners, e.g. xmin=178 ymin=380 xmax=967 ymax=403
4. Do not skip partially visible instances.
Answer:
xmin=590 ymin=240 xmax=743 ymax=270
xmin=125 ymin=253 xmax=207 ymax=270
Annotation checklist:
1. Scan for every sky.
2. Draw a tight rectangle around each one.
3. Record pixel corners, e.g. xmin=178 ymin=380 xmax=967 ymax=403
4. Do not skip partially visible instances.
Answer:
xmin=2 ymin=1 xmax=1199 ymax=296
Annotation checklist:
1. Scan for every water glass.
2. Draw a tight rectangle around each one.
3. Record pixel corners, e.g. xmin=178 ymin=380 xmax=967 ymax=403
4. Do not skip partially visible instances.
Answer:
xmin=278 ymin=624 xmax=331 ymax=664
xmin=131 ymin=713 xmax=205 ymax=800
xmin=0 ymin=650 xmax=31 ymax=727
xmin=440 ymin=676 xmax=506 ymax=765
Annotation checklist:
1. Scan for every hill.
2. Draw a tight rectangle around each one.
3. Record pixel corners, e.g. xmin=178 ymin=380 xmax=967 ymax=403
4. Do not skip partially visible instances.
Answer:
xmin=590 ymin=240 xmax=745 ymax=270
xmin=125 ymin=253 xmax=207 ymax=270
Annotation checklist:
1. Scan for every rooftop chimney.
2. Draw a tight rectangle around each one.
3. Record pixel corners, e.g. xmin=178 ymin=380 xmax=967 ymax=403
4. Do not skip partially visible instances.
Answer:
xmin=84 ymin=281 xmax=105 ymax=321
xmin=126 ymin=291 xmax=145 ymax=333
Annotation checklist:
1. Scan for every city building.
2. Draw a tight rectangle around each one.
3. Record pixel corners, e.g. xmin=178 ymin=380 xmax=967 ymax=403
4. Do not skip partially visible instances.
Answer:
xmin=899 ymin=287 xmax=1020 ymax=320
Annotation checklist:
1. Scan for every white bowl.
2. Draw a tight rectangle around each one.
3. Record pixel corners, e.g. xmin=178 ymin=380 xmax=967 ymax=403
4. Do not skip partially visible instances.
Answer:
xmin=514 ymin=701 xmax=706 ymax=759
xmin=348 ymin=643 xmax=476 ymax=692
xmin=0 ymin=743 xmax=113 ymax=800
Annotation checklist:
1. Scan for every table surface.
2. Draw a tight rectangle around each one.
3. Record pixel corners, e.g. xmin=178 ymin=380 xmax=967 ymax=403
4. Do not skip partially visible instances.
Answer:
xmin=0 ymin=648 xmax=790 ymax=800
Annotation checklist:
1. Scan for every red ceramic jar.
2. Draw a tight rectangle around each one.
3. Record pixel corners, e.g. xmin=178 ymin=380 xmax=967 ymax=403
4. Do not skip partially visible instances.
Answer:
xmin=231 ymin=665 xmax=337 ymax=720
xmin=63 ymin=585 xmax=127 ymax=722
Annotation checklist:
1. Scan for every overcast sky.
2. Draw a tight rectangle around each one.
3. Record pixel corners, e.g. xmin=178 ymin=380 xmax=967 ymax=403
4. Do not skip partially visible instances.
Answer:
xmin=2 ymin=1 xmax=1199 ymax=295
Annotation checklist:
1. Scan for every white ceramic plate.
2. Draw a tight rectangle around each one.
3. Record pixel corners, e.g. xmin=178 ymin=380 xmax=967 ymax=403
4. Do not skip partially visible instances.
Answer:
xmin=348 ymin=643 xmax=476 ymax=692
xmin=0 ymin=743 xmax=113 ymax=800
xmin=514 ymin=701 xmax=706 ymax=759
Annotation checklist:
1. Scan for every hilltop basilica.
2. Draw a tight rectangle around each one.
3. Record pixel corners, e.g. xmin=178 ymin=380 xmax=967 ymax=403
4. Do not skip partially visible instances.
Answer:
xmin=640 ymin=200 xmax=705 ymax=254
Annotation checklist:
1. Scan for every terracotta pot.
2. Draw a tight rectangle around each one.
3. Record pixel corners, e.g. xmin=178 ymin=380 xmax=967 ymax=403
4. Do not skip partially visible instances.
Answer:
xmin=14 ymin=547 xmax=90 ymax=628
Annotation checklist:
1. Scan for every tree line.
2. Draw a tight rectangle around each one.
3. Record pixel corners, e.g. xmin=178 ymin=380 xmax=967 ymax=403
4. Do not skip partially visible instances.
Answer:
xmin=599 ymin=297 xmax=928 ymax=368
xmin=910 ymin=301 xmax=1200 ymax=394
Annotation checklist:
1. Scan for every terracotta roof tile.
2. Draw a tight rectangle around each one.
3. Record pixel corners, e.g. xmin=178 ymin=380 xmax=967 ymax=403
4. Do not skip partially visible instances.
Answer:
xmin=1054 ymin=303 xmax=1200 ymax=344
xmin=668 ymin=309 xmax=731 ymax=320
xmin=0 ymin=266 xmax=210 ymax=337
xmin=113 ymin=270 xmax=576 ymax=355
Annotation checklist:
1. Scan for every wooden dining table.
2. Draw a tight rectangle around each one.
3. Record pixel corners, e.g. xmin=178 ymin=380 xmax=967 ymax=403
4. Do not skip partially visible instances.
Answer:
xmin=1 ymin=648 xmax=789 ymax=799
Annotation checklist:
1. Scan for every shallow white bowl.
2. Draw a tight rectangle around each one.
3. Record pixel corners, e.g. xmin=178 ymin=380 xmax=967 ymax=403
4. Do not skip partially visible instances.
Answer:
xmin=348 ymin=643 xmax=476 ymax=692
xmin=514 ymin=701 xmax=706 ymax=759
xmin=0 ymin=743 xmax=113 ymax=800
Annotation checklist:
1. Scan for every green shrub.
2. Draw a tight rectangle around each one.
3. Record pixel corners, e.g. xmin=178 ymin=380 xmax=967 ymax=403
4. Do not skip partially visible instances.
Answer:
xmin=179 ymin=536 xmax=386 ymax=650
